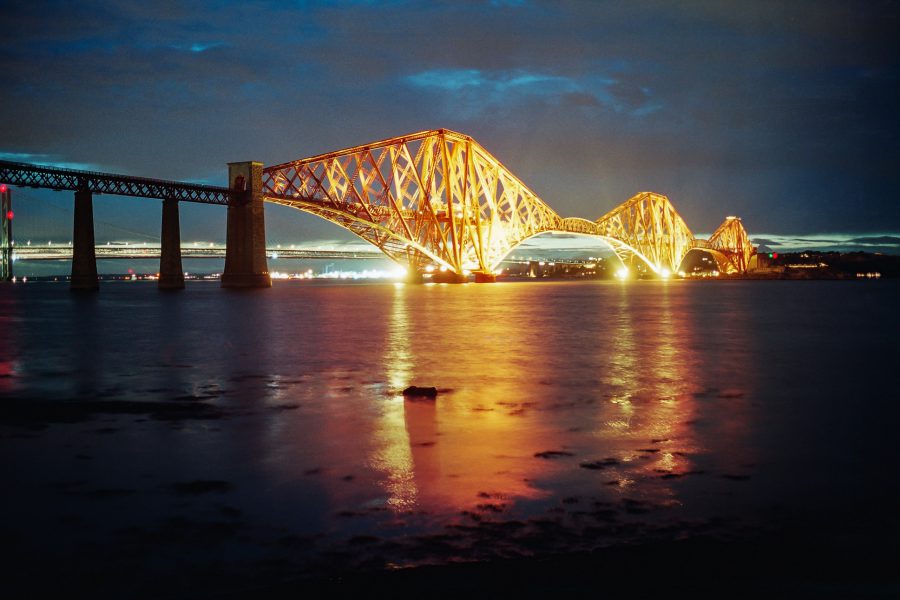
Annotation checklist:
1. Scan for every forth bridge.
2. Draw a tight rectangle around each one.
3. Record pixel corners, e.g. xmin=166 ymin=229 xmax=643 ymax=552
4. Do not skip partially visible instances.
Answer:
xmin=1 ymin=128 xmax=755 ymax=288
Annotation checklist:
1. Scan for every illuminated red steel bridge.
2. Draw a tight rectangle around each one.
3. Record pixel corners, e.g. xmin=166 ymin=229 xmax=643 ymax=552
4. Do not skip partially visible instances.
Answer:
xmin=263 ymin=130 xmax=754 ymax=282
xmin=0 ymin=129 xmax=754 ymax=288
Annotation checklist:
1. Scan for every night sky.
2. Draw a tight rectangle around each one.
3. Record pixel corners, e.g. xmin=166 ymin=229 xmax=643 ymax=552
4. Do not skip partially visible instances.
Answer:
xmin=2 ymin=1 xmax=898 ymax=249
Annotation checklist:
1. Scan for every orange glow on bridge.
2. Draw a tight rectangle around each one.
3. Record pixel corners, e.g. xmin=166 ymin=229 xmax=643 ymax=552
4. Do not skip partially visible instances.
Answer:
xmin=262 ymin=129 xmax=755 ymax=277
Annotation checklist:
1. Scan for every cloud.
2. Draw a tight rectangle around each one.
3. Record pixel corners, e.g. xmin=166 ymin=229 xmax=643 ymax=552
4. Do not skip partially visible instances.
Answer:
xmin=404 ymin=68 xmax=660 ymax=118
xmin=169 ymin=42 xmax=228 ymax=53
xmin=0 ymin=151 xmax=105 ymax=172
xmin=846 ymin=236 xmax=900 ymax=246
xmin=0 ymin=0 xmax=897 ymax=240
xmin=747 ymin=233 xmax=900 ymax=254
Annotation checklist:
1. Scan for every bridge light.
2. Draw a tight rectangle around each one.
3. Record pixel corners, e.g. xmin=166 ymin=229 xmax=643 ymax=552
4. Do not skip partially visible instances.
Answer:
xmin=0 ymin=184 xmax=7 ymax=192
xmin=616 ymin=267 xmax=629 ymax=280
xmin=660 ymin=267 xmax=671 ymax=279
xmin=772 ymin=252 xmax=778 ymax=259
xmin=5 ymin=210 xmax=12 ymax=220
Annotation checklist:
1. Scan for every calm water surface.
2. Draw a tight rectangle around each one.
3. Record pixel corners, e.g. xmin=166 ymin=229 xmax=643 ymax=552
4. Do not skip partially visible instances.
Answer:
xmin=1 ymin=279 xmax=898 ymax=591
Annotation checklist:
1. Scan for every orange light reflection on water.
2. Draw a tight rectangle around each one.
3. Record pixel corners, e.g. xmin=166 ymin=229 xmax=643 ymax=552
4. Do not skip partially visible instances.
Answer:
xmin=369 ymin=284 xmax=551 ymax=514
xmin=262 ymin=282 xmax=756 ymax=529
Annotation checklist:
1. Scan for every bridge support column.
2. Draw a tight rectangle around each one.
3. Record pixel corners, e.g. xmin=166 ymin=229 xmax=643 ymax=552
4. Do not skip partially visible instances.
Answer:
xmin=70 ymin=188 xmax=98 ymax=291
xmin=474 ymin=273 xmax=496 ymax=283
xmin=222 ymin=161 xmax=270 ymax=288
xmin=1 ymin=185 xmax=11 ymax=282
xmin=158 ymin=196 xmax=184 ymax=290
xmin=432 ymin=271 xmax=468 ymax=284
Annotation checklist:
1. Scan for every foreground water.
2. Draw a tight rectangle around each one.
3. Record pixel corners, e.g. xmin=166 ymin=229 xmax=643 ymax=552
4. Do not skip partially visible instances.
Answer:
xmin=1 ymin=279 xmax=898 ymax=595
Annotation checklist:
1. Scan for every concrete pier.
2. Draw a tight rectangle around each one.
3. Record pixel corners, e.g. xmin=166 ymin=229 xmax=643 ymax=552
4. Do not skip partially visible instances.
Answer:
xmin=1 ymin=185 xmax=11 ymax=282
xmin=432 ymin=271 xmax=468 ymax=284
xmin=222 ymin=162 xmax=271 ymax=288
xmin=158 ymin=196 xmax=184 ymax=290
xmin=70 ymin=188 xmax=98 ymax=291
xmin=474 ymin=273 xmax=496 ymax=283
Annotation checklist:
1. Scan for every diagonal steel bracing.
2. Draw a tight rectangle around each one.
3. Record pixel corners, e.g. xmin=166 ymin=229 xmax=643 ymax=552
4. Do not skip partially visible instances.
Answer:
xmin=262 ymin=129 xmax=755 ymax=276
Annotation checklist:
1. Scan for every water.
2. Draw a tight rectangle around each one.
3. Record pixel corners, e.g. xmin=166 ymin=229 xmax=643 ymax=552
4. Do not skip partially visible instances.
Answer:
xmin=1 ymin=279 xmax=899 ymax=594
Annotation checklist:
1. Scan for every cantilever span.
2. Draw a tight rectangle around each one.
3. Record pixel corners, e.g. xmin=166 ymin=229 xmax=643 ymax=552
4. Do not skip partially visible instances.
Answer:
xmin=262 ymin=129 xmax=755 ymax=277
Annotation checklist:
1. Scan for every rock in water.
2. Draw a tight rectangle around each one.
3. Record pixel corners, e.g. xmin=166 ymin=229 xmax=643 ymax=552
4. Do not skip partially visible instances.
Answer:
xmin=402 ymin=386 xmax=438 ymax=398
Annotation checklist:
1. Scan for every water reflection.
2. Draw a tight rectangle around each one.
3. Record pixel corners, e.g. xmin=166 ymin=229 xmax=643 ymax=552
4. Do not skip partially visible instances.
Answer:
xmin=353 ymin=282 xmax=747 ymax=520
xmin=625 ymin=284 xmax=702 ymax=489
xmin=0 ymin=291 xmax=18 ymax=394
xmin=369 ymin=284 xmax=417 ymax=510
xmin=5 ymin=279 xmax=885 ymax=583
xmin=372 ymin=283 xmax=553 ymax=515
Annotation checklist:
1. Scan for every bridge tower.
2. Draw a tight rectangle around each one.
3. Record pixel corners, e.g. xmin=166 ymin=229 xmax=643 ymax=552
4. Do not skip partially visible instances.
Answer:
xmin=1 ymin=185 xmax=11 ymax=281
xmin=222 ymin=162 xmax=271 ymax=288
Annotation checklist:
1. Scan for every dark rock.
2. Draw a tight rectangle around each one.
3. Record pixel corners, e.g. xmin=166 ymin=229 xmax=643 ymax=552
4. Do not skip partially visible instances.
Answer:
xmin=403 ymin=386 xmax=438 ymax=398
xmin=534 ymin=450 xmax=575 ymax=459
xmin=580 ymin=458 xmax=619 ymax=470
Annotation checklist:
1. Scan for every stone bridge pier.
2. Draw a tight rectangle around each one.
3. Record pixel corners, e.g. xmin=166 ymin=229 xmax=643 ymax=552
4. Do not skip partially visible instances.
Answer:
xmin=221 ymin=161 xmax=271 ymax=288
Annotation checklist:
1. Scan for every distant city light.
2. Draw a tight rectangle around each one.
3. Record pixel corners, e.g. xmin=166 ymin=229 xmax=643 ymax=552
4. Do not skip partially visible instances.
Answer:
xmin=266 ymin=267 xmax=407 ymax=281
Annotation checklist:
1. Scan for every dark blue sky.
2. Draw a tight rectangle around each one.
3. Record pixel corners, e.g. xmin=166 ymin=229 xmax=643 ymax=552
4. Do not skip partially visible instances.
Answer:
xmin=2 ymin=1 xmax=898 ymax=246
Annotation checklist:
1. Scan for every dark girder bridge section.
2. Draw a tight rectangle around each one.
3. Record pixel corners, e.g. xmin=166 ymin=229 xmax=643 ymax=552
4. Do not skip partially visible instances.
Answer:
xmin=0 ymin=160 xmax=270 ymax=289
xmin=0 ymin=160 xmax=235 ymax=204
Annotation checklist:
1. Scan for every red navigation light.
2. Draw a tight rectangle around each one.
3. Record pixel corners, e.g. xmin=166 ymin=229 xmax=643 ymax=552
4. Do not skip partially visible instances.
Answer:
xmin=772 ymin=252 xmax=778 ymax=260
xmin=0 ymin=184 xmax=7 ymax=193
xmin=5 ymin=210 xmax=12 ymax=220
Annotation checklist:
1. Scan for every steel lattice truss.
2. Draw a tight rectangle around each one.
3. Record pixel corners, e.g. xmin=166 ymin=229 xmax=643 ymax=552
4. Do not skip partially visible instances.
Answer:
xmin=0 ymin=160 xmax=236 ymax=205
xmin=262 ymin=129 xmax=755 ymax=275
xmin=263 ymin=129 xmax=567 ymax=274
xmin=594 ymin=192 xmax=696 ymax=273
xmin=707 ymin=216 xmax=755 ymax=273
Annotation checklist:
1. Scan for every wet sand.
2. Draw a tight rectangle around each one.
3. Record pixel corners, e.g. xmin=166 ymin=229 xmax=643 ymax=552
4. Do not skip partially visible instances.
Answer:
xmin=3 ymin=397 xmax=898 ymax=598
